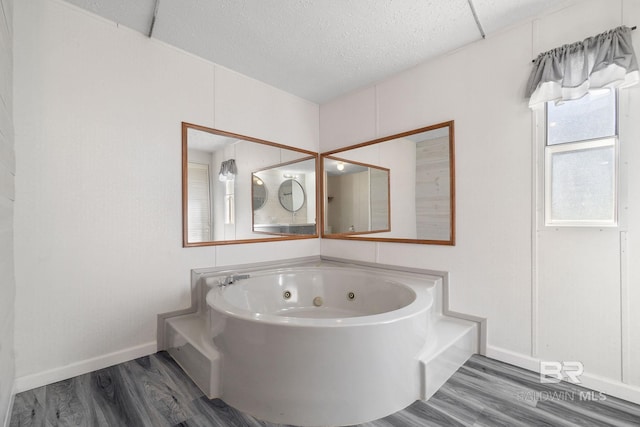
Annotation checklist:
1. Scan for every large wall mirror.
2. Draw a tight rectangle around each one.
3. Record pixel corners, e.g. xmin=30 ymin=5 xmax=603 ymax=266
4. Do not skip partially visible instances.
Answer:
xmin=321 ymin=121 xmax=455 ymax=245
xmin=183 ymin=123 xmax=318 ymax=247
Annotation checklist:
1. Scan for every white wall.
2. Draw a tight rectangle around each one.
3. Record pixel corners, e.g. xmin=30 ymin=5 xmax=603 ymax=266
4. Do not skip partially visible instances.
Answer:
xmin=0 ymin=0 xmax=14 ymax=421
xmin=320 ymin=0 xmax=640 ymax=403
xmin=13 ymin=0 xmax=319 ymax=391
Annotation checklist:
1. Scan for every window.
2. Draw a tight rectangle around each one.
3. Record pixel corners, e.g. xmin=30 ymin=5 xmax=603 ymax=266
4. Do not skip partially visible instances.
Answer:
xmin=544 ymin=90 xmax=618 ymax=226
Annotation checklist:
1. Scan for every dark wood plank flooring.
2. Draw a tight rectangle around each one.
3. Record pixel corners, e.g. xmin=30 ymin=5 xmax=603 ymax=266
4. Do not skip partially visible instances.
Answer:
xmin=10 ymin=353 xmax=640 ymax=426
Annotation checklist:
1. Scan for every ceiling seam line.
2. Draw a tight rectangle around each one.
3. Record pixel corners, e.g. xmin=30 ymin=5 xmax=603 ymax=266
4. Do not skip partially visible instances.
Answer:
xmin=467 ymin=0 xmax=486 ymax=39
xmin=149 ymin=0 xmax=160 ymax=37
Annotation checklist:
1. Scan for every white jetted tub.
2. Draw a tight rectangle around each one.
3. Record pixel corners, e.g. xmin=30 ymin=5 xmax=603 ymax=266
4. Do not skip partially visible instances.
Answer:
xmin=159 ymin=260 xmax=480 ymax=427
xmin=206 ymin=267 xmax=433 ymax=426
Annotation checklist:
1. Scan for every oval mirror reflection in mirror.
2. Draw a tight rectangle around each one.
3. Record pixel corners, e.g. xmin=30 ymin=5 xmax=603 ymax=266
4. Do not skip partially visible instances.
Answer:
xmin=278 ymin=179 xmax=305 ymax=212
xmin=252 ymin=175 xmax=268 ymax=210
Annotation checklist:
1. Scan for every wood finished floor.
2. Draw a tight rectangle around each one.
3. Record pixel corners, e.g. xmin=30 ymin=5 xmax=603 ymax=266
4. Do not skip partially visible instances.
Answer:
xmin=10 ymin=352 xmax=640 ymax=426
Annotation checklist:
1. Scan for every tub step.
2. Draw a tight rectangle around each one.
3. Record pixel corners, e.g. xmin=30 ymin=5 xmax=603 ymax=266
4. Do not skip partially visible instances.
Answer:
xmin=164 ymin=314 xmax=221 ymax=398
xmin=419 ymin=317 xmax=478 ymax=400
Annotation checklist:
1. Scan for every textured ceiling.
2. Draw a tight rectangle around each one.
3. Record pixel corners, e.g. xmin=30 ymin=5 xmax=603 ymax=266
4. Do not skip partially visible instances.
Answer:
xmin=63 ymin=0 xmax=577 ymax=103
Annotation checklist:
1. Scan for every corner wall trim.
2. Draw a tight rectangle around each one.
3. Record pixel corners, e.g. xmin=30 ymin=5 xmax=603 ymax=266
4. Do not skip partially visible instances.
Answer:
xmin=13 ymin=342 xmax=157 ymax=394
xmin=2 ymin=390 xmax=15 ymax=427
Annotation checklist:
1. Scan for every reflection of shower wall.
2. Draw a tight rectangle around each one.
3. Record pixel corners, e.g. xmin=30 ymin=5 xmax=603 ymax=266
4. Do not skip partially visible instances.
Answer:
xmin=416 ymin=136 xmax=450 ymax=240
xmin=327 ymin=171 xmax=370 ymax=233
xmin=369 ymin=168 xmax=388 ymax=230
xmin=253 ymin=170 xmax=308 ymax=225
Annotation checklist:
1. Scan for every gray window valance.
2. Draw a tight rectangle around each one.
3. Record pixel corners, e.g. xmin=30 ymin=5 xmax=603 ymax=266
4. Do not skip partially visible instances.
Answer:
xmin=526 ymin=26 xmax=639 ymax=108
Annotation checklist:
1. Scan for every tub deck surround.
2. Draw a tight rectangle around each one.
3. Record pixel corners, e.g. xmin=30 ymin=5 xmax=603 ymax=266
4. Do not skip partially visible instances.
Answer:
xmin=157 ymin=256 xmax=483 ymax=426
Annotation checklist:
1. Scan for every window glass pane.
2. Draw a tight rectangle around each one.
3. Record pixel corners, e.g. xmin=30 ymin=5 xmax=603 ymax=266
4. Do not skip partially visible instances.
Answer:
xmin=549 ymin=143 xmax=615 ymax=222
xmin=547 ymin=90 xmax=616 ymax=145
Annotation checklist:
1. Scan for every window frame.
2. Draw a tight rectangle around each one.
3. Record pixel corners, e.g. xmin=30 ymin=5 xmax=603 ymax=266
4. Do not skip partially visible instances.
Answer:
xmin=542 ymin=91 xmax=619 ymax=228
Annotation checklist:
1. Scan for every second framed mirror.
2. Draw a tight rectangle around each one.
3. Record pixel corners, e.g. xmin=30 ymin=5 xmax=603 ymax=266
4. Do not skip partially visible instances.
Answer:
xmin=321 ymin=121 xmax=455 ymax=245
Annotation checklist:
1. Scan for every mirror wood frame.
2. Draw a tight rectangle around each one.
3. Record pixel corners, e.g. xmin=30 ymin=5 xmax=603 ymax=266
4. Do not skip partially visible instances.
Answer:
xmin=321 ymin=120 xmax=455 ymax=245
xmin=182 ymin=122 xmax=320 ymax=247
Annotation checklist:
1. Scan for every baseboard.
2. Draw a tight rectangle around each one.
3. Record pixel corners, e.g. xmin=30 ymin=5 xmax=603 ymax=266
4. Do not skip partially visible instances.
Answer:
xmin=485 ymin=345 xmax=541 ymax=372
xmin=486 ymin=345 xmax=640 ymax=405
xmin=14 ymin=342 xmax=157 ymax=394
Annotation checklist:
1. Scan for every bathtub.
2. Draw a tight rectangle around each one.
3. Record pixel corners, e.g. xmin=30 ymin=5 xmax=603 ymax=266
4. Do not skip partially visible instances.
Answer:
xmin=159 ymin=258 xmax=480 ymax=427
xmin=205 ymin=266 xmax=434 ymax=426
